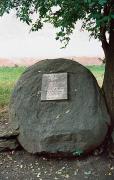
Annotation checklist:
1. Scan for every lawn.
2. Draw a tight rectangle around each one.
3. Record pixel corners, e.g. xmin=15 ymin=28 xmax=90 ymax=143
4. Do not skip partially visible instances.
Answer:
xmin=0 ymin=65 xmax=105 ymax=107
xmin=87 ymin=65 xmax=105 ymax=87
xmin=0 ymin=67 xmax=26 ymax=107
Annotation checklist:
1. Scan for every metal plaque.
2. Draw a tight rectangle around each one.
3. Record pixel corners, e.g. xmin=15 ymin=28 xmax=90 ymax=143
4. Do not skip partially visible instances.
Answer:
xmin=41 ymin=73 xmax=68 ymax=101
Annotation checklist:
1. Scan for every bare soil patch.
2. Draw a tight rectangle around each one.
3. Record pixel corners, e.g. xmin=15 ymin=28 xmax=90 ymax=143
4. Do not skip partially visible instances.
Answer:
xmin=0 ymin=106 xmax=9 ymax=127
xmin=0 ymin=149 xmax=114 ymax=180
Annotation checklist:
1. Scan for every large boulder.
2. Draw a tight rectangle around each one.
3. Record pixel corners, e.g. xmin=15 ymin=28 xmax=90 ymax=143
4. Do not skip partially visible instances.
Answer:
xmin=9 ymin=59 xmax=110 ymax=154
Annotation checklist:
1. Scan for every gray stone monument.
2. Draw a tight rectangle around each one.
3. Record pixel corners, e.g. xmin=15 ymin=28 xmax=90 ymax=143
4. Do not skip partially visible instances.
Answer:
xmin=9 ymin=58 xmax=110 ymax=154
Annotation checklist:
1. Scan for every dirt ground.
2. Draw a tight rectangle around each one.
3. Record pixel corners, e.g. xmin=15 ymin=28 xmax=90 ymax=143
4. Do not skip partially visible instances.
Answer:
xmin=0 ymin=108 xmax=114 ymax=180
xmin=0 ymin=150 xmax=114 ymax=180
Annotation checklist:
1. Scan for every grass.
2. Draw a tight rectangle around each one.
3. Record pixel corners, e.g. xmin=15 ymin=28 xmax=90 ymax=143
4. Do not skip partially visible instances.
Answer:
xmin=87 ymin=65 xmax=105 ymax=87
xmin=0 ymin=65 xmax=105 ymax=107
xmin=0 ymin=67 xmax=26 ymax=107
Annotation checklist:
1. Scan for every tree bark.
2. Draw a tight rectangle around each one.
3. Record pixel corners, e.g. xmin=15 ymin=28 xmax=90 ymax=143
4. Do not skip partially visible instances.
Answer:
xmin=102 ymin=45 xmax=114 ymax=127
xmin=102 ymin=15 xmax=114 ymax=127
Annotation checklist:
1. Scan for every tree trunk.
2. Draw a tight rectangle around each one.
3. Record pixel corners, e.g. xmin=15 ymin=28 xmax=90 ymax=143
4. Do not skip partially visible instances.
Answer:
xmin=102 ymin=16 xmax=114 ymax=127
xmin=102 ymin=48 xmax=114 ymax=127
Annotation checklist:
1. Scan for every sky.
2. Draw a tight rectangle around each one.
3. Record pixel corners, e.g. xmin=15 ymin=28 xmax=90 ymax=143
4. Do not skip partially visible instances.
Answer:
xmin=0 ymin=12 xmax=104 ymax=59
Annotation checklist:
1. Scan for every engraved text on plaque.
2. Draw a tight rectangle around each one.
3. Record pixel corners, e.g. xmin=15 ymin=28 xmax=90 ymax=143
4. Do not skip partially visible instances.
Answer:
xmin=41 ymin=73 xmax=68 ymax=101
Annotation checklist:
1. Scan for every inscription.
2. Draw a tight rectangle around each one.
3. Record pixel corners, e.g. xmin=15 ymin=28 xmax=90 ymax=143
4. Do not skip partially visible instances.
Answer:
xmin=41 ymin=73 xmax=68 ymax=101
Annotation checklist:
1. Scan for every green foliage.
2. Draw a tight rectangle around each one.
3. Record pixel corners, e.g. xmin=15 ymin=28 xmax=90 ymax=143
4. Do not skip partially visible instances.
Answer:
xmin=0 ymin=0 xmax=114 ymax=46
xmin=73 ymin=149 xmax=84 ymax=156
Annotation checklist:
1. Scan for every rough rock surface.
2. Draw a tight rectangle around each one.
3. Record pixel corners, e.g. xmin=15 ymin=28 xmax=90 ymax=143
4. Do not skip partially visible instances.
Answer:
xmin=0 ymin=139 xmax=19 ymax=152
xmin=9 ymin=59 xmax=110 ymax=154
xmin=0 ymin=126 xmax=19 ymax=138
xmin=0 ymin=115 xmax=19 ymax=151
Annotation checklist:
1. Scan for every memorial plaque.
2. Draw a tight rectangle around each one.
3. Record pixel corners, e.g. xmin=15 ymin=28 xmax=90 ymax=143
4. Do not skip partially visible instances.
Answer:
xmin=41 ymin=73 xmax=68 ymax=101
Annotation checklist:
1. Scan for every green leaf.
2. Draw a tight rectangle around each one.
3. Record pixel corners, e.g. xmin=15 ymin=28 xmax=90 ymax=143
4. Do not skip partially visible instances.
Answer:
xmin=98 ymin=0 xmax=107 ymax=5
xmin=111 ymin=14 xmax=114 ymax=19
xmin=73 ymin=149 xmax=84 ymax=156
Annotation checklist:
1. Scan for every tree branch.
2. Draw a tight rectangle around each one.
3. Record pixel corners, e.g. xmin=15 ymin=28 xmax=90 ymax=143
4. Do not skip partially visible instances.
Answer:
xmin=100 ymin=3 xmax=111 ymax=53
xmin=109 ymin=2 xmax=114 ymax=46
xmin=109 ymin=19 xmax=114 ymax=46
xmin=100 ymin=26 xmax=109 ymax=53
xmin=103 ymin=3 xmax=110 ymax=16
